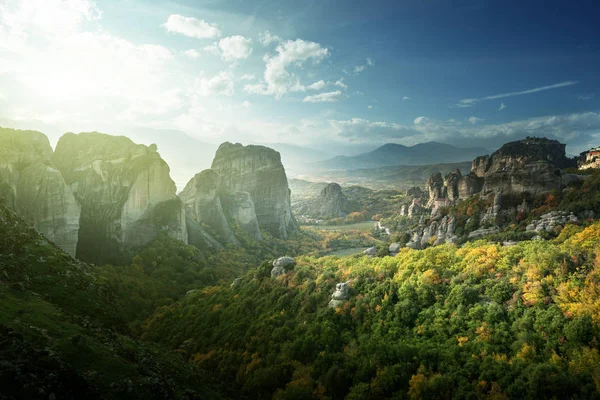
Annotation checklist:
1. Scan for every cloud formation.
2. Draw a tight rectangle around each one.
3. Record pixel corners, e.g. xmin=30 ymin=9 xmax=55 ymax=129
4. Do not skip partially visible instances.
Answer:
xmin=344 ymin=58 xmax=375 ymax=76
xmin=182 ymin=49 xmax=200 ymax=59
xmin=458 ymin=81 xmax=579 ymax=107
xmin=326 ymin=112 xmax=600 ymax=154
xmin=244 ymin=39 xmax=329 ymax=98
xmin=163 ymin=14 xmax=221 ymax=39
xmin=218 ymin=35 xmax=252 ymax=61
xmin=196 ymin=72 xmax=234 ymax=96
xmin=258 ymin=31 xmax=281 ymax=46
xmin=307 ymin=80 xmax=326 ymax=90
xmin=303 ymin=90 xmax=344 ymax=103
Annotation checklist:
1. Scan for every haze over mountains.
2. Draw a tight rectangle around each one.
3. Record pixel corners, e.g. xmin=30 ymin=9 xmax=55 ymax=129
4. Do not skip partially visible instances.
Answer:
xmin=314 ymin=142 xmax=490 ymax=171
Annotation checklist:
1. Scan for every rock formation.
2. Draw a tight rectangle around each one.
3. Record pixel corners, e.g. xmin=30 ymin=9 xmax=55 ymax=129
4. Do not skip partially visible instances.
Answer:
xmin=211 ymin=142 xmax=298 ymax=239
xmin=425 ymin=137 xmax=580 ymax=211
xmin=328 ymin=282 xmax=350 ymax=308
xmin=526 ymin=211 xmax=578 ymax=233
xmin=406 ymin=215 xmax=457 ymax=249
xmin=53 ymin=132 xmax=187 ymax=263
xmin=271 ymin=257 xmax=295 ymax=277
xmin=475 ymin=137 xmax=578 ymax=196
xmin=0 ymin=128 xmax=80 ymax=256
xmin=179 ymin=169 xmax=262 ymax=249
xmin=316 ymin=182 xmax=347 ymax=218
xmin=363 ymin=246 xmax=377 ymax=257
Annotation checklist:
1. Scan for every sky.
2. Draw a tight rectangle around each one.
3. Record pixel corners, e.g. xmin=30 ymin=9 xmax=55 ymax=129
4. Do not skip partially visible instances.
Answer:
xmin=0 ymin=0 xmax=600 ymax=155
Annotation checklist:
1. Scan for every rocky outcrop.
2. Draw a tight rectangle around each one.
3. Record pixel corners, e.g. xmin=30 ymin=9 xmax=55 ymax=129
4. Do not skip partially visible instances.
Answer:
xmin=475 ymin=138 xmax=579 ymax=196
xmin=425 ymin=138 xmax=580 ymax=214
xmin=53 ymin=132 xmax=187 ymax=263
xmin=468 ymin=226 xmax=500 ymax=240
xmin=271 ymin=257 xmax=295 ymax=277
xmin=317 ymin=183 xmax=347 ymax=218
xmin=526 ymin=211 xmax=578 ymax=233
xmin=405 ymin=215 xmax=457 ymax=249
xmin=0 ymin=128 xmax=80 ymax=256
xmin=426 ymin=172 xmax=445 ymax=208
xmin=388 ymin=242 xmax=401 ymax=256
xmin=328 ymin=282 xmax=350 ymax=308
xmin=179 ymin=169 xmax=262 ymax=249
xmin=364 ymin=246 xmax=377 ymax=257
xmin=211 ymin=143 xmax=298 ymax=239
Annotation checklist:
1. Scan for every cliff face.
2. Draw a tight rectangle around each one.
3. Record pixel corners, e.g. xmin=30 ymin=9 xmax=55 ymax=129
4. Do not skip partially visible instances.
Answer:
xmin=427 ymin=137 xmax=579 ymax=211
xmin=179 ymin=169 xmax=262 ymax=249
xmin=210 ymin=142 xmax=298 ymax=239
xmin=475 ymin=138 xmax=577 ymax=195
xmin=53 ymin=132 xmax=187 ymax=263
xmin=317 ymin=183 xmax=347 ymax=218
xmin=0 ymin=128 xmax=80 ymax=256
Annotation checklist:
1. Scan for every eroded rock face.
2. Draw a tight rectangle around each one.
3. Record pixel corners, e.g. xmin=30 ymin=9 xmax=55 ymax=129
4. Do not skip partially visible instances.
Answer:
xmin=179 ymin=169 xmax=263 ymax=249
xmin=211 ymin=142 xmax=298 ymax=239
xmin=526 ymin=211 xmax=579 ymax=233
xmin=477 ymin=138 xmax=577 ymax=196
xmin=317 ymin=183 xmax=347 ymax=218
xmin=0 ymin=128 xmax=80 ymax=256
xmin=53 ymin=132 xmax=186 ymax=263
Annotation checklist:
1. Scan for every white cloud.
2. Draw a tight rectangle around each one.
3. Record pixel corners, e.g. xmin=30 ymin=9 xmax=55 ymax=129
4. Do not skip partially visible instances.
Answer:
xmin=326 ymin=111 xmax=600 ymax=153
xmin=499 ymin=102 xmax=507 ymax=111
xmin=0 ymin=0 xmax=101 ymax=37
xmin=468 ymin=116 xmax=484 ymax=124
xmin=402 ymin=96 xmax=410 ymax=101
xmin=203 ymin=43 xmax=220 ymax=55
xmin=196 ymin=72 xmax=234 ymax=96
xmin=308 ymin=80 xmax=326 ymax=91
xmin=578 ymin=93 xmax=595 ymax=101
xmin=218 ymin=35 xmax=252 ymax=61
xmin=244 ymin=39 xmax=329 ymax=98
xmin=258 ymin=30 xmax=281 ymax=46
xmin=238 ymin=74 xmax=255 ymax=81
xmin=334 ymin=78 xmax=348 ymax=89
xmin=182 ymin=49 xmax=200 ymax=59
xmin=458 ymin=81 xmax=579 ymax=107
xmin=414 ymin=116 xmax=429 ymax=125
xmin=332 ymin=118 xmax=416 ymax=140
xmin=353 ymin=65 xmax=366 ymax=74
xmin=368 ymin=105 xmax=373 ymax=109
xmin=163 ymin=14 xmax=221 ymax=39
xmin=345 ymin=58 xmax=375 ymax=76
xmin=303 ymin=90 xmax=343 ymax=103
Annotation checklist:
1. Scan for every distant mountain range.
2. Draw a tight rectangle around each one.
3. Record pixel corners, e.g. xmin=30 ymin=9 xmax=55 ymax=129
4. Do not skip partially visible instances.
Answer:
xmin=314 ymin=141 xmax=489 ymax=171
xmin=259 ymin=143 xmax=334 ymax=172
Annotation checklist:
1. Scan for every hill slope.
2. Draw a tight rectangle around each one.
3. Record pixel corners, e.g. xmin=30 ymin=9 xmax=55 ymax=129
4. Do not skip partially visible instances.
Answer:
xmin=0 ymin=199 xmax=227 ymax=399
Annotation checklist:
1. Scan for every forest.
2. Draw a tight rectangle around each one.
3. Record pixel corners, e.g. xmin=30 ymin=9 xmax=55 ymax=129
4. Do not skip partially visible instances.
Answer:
xmin=139 ymin=221 xmax=600 ymax=399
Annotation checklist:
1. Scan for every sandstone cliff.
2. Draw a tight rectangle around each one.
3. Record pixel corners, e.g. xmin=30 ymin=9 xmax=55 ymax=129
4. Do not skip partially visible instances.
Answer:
xmin=210 ymin=142 xmax=298 ymax=239
xmin=0 ymin=128 xmax=80 ymax=256
xmin=53 ymin=132 xmax=187 ymax=263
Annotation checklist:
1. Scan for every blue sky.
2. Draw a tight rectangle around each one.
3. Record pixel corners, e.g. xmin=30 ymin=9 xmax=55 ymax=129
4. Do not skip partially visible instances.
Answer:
xmin=0 ymin=0 xmax=599 ymax=154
